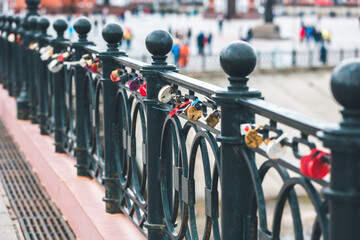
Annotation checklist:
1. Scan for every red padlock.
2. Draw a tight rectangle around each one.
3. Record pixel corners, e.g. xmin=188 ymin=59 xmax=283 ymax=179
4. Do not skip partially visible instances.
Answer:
xmin=110 ymin=69 xmax=121 ymax=82
xmin=300 ymin=148 xmax=330 ymax=179
xmin=169 ymin=100 xmax=192 ymax=117
xmin=139 ymin=83 xmax=146 ymax=96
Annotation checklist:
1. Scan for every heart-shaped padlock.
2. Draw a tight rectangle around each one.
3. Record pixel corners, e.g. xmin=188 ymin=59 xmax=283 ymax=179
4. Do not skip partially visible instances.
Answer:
xmin=300 ymin=148 xmax=330 ymax=179
xmin=245 ymin=125 xmax=264 ymax=148
xmin=266 ymin=133 xmax=288 ymax=159
xmin=205 ymin=109 xmax=221 ymax=128
xmin=110 ymin=69 xmax=121 ymax=82
xmin=158 ymin=85 xmax=175 ymax=103
xmin=139 ymin=83 xmax=147 ymax=96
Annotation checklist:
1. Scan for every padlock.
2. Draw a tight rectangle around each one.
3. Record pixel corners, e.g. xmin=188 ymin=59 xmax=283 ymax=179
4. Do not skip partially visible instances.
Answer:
xmin=186 ymin=105 xmax=203 ymax=121
xmin=110 ymin=69 xmax=121 ymax=82
xmin=40 ymin=46 xmax=53 ymax=61
xmin=128 ymin=76 xmax=141 ymax=91
xmin=58 ymin=52 xmax=70 ymax=62
xmin=169 ymin=100 xmax=192 ymax=117
xmin=29 ymin=42 xmax=39 ymax=51
xmin=240 ymin=123 xmax=251 ymax=135
xmin=300 ymin=148 xmax=330 ymax=179
xmin=48 ymin=59 xmax=63 ymax=73
xmin=85 ymin=59 xmax=93 ymax=70
xmin=266 ymin=133 xmax=287 ymax=159
xmin=158 ymin=85 xmax=175 ymax=103
xmin=8 ymin=33 xmax=15 ymax=42
xmin=139 ymin=83 xmax=147 ymax=96
xmin=244 ymin=125 xmax=264 ymax=148
xmin=205 ymin=109 xmax=220 ymax=128
xmin=91 ymin=58 xmax=102 ymax=73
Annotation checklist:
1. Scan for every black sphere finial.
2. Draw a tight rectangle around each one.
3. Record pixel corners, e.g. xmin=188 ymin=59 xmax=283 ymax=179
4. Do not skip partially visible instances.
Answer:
xmin=102 ymin=23 xmax=123 ymax=50
xmin=331 ymin=58 xmax=360 ymax=110
xmin=37 ymin=17 xmax=49 ymax=34
xmin=28 ymin=16 xmax=38 ymax=30
xmin=14 ymin=16 xmax=21 ymax=26
xmin=53 ymin=18 xmax=67 ymax=38
xmin=220 ymin=41 xmax=257 ymax=78
xmin=145 ymin=30 xmax=173 ymax=56
xmin=74 ymin=16 xmax=91 ymax=41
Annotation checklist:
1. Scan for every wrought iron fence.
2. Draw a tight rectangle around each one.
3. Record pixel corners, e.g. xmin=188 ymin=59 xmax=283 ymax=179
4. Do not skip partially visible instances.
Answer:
xmin=136 ymin=47 xmax=360 ymax=73
xmin=0 ymin=1 xmax=360 ymax=239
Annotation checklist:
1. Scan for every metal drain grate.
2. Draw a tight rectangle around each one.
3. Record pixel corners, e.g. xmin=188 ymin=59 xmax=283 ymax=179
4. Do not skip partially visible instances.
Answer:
xmin=0 ymin=120 xmax=76 ymax=240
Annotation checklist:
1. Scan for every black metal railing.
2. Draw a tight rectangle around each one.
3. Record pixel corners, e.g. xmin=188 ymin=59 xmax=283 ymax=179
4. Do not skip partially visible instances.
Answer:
xmin=136 ymin=48 xmax=359 ymax=73
xmin=0 ymin=1 xmax=359 ymax=239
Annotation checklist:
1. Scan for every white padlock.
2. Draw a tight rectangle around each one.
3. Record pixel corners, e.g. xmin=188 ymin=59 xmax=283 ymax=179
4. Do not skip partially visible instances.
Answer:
xmin=8 ymin=33 xmax=15 ymax=42
xmin=48 ymin=59 xmax=63 ymax=73
xmin=158 ymin=85 xmax=175 ymax=103
xmin=266 ymin=133 xmax=288 ymax=160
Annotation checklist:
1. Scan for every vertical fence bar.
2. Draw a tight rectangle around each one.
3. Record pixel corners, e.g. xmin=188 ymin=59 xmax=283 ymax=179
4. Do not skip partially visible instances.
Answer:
xmin=27 ymin=16 xmax=39 ymax=124
xmin=99 ymin=23 xmax=125 ymax=213
xmin=142 ymin=30 xmax=176 ymax=240
xmin=72 ymin=17 xmax=95 ymax=176
xmin=3 ymin=16 xmax=9 ymax=91
xmin=52 ymin=19 xmax=68 ymax=153
xmin=322 ymin=59 xmax=360 ymax=240
xmin=16 ymin=0 xmax=40 ymax=120
xmin=37 ymin=17 xmax=50 ymax=135
xmin=0 ymin=15 xmax=3 ymax=84
xmin=215 ymin=41 xmax=262 ymax=239
xmin=7 ymin=16 xmax=14 ymax=96
xmin=12 ymin=16 xmax=22 ymax=96
xmin=354 ymin=48 xmax=359 ymax=58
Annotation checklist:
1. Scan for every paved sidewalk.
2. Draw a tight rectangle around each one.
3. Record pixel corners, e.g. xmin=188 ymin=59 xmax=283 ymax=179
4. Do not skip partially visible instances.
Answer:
xmin=0 ymin=180 xmax=22 ymax=240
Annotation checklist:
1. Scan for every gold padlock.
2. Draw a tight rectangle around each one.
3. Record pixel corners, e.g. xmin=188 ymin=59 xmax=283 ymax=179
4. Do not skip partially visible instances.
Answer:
xmin=186 ymin=105 xmax=203 ymax=121
xmin=86 ymin=59 xmax=93 ymax=67
xmin=82 ymin=53 xmax=91 ymax=59
xmin=62 ymin=52 xmax=70 ymax=59
xmin=205 ymin=109 xmax=220 ymax=128
xmin=244 ymin=125 xmax=264 ymax=148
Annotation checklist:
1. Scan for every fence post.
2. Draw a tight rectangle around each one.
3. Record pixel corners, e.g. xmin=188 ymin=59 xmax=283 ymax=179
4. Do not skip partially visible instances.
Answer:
xmin=16 ymin=0 xmax=40 ymax=120
xmin=99 ymin=23 xmax=126 ymax=213
xmin=0 ymin=15 xmax=3 ymax=84
xmin=72 ymin=17 xmax=95 ymax=177
xmin=27 ymin=16 xmax=39 ymax=124
xmin=321 ymin=59 xmax=360 ymax=240
xmin=214 ymin=41 xmax=262 ymax=239
xmin=12 ymin=16 xmax=23 ymax=97
xmin=7 ymin=16 xmax=14 ymax=96
xmin=292 ymin=49 xmax=297 ymax=67
xmin=36 ymin=17 xmax=50 ymax=135
xmin=355 ymin=48 xmax=359 ymax=58
xmin=142 ymin=30 xmax=176 ymax=240
xmin=3 ymin=16 xmax=10 ymax=91
xmin=52 ymin=19 xmax=68 ymax=153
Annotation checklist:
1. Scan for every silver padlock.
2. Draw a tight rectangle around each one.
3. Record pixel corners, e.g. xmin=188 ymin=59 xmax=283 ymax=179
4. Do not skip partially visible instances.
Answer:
xmin=158 ymin=85 xmax=175 ymax=103
xmin=266 ymin=133 xmax=288 ymax=159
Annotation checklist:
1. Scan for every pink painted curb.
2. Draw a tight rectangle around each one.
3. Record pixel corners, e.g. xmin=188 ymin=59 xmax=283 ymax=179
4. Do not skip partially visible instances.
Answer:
xmin=0 ymin=87 xmax=146 ymax=240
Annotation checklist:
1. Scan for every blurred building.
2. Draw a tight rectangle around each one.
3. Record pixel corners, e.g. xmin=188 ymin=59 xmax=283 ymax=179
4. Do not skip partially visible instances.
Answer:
xmin=8 ymin=0 xmax=95 ymax=13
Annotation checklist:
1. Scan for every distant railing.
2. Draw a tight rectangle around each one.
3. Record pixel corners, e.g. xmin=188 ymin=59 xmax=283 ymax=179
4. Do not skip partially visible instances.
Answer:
xmin=1 ymin=0 xmax=360 ymax=239
xmin=137 ymin=48 xmax=359 ymax=72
